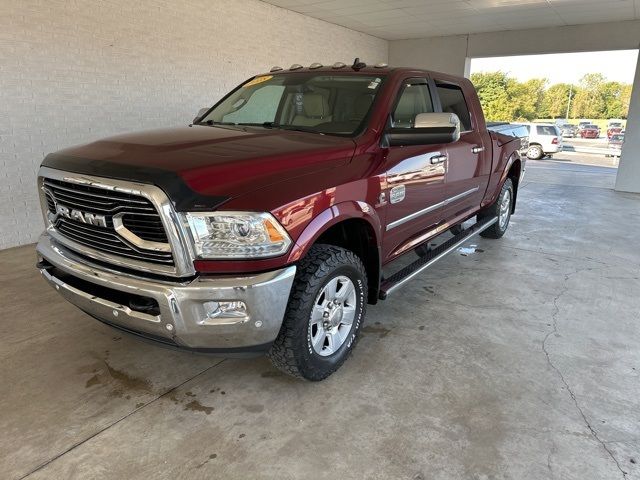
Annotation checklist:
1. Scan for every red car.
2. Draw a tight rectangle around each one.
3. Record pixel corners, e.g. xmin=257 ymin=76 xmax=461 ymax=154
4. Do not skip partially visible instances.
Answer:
xmin=35 ymin=64 xmax=524 ymax=380
xmin=580 ymin=124 xmax=600 ymax=138
xmin=607 ymin=126 xmax=623 ymax=139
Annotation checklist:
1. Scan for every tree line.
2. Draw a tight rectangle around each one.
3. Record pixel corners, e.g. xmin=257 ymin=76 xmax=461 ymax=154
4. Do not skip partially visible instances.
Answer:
xmin=470 ymin=72 xmax=632 ymax=122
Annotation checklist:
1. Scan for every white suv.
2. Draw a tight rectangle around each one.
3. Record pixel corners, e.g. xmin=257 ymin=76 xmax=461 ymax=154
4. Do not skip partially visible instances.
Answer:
xmin=524 ymin=123 xmax=563 ymax=159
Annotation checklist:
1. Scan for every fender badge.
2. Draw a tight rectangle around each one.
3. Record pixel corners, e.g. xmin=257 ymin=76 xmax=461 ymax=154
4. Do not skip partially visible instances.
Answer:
xmin=390 ymin=185 xmax=406 ymax=204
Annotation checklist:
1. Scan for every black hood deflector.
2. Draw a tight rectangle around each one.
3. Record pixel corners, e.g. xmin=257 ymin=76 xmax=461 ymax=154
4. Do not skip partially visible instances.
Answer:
xmin=42 ymin=153 xmax=229 ymax=212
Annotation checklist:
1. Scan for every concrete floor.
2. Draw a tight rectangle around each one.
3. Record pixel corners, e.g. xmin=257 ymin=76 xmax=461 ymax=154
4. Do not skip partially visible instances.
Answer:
xmin=1 ymin=161 xmax=639 ymax=480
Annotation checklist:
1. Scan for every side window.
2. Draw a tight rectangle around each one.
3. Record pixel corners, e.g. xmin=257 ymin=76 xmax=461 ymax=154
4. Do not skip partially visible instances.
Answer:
xmin=435 ymin=82 xmax=472 ymax=132
xmin=391 ymin=79 xmax=434 ymax=128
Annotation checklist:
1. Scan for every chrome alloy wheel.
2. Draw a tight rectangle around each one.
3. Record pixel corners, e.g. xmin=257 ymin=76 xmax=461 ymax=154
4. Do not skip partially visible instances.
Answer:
xmin=309 ymin=275 xmax=357 ymax=356
xmin=499 ymin=189 xmax=512 ymax=230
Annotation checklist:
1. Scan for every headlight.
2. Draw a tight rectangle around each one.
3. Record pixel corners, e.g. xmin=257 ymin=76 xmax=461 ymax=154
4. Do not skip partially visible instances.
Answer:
xmin=183 ymin=211 xmax=292 ymax=259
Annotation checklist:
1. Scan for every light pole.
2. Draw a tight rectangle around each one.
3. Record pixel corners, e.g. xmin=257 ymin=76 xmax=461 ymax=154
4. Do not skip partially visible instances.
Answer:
xmin=566 ymin=84 xmax=573 ymax=120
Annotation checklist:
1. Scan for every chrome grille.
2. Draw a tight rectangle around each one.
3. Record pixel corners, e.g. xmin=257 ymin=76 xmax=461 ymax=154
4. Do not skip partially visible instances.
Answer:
xmin=42 ymin=178 xmax=174 ymax=266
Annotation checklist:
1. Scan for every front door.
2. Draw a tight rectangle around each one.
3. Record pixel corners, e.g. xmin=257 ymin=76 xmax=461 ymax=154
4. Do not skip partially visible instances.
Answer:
xmin=381 ymin=77 xmax=446 ymax=261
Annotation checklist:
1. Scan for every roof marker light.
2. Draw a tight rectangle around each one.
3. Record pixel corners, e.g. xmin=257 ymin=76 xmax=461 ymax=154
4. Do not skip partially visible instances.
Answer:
xmin=374 ymin=62 xmax=388 ymax=68
xmin=270 ymin=66 xmax=283 ymax=72
xmin=309 ymin=62 xmax=323 ymax=69
xmin=289 ymin=64 xmax=303 ymax=70
xmin=332 ymin=62 xmax=346 ymax=69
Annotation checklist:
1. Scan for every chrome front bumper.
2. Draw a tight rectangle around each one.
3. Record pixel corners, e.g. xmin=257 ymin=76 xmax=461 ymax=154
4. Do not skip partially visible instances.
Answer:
xmin=36 ymin=234 xmax=296 ymax=352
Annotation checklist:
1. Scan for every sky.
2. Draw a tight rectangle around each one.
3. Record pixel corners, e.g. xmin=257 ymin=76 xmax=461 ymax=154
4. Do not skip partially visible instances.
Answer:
xmin=470 ymin=50 xmax=638 ymax=85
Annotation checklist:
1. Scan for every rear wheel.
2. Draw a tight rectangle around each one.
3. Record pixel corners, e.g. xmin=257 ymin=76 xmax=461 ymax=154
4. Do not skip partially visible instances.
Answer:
xmin=449 ymin=225 xmax=463 ymax=236
xmin=268 ymin=245 xmax=367 ymax=381
xmin=526 ymin=144 xmax=544 ymax=160
xmin=479 ymin=178 xmax=513 ymax=239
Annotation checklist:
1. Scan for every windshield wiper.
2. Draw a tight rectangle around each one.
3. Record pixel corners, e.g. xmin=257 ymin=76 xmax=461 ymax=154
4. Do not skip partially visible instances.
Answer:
xmin=235 ymin=122 xmax=323 ymax=135
xmin=197 ymin=120 xmax=238 ymax=126
xmin=278 ymin=124 xmax=323 ymax=134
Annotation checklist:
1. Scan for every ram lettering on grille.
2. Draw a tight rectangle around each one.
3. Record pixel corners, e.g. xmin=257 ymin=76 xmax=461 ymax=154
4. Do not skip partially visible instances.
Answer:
xmin=55 ymin=204 xmax=107 ymax=228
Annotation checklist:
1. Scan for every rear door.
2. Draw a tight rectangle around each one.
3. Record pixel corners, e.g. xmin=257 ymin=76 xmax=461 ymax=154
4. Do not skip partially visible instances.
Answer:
xmin=381 ymin=77 xmax=446 ymax=260
xmin=435 ymin=80 xmax=492 ymax=223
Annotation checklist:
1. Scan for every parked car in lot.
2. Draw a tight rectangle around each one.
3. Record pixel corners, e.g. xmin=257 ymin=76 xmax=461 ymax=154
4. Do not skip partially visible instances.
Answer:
xmin=559 ymin=123 xmax=578 ymax=138
xmin=607 ymin=125 xmax=623 ymax=139
xmin=35 ymin=63 xmax=524 ymax=380
xmin=580 ymin=124 xmax=600 ymax=139
xmin=525 ymin=123 xmax=562 ymax=159
xmin=607 ymin=133 xmax=624 ymax=157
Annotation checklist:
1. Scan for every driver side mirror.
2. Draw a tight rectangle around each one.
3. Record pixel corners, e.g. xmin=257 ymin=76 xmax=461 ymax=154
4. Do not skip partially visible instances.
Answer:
xmin=384 ymin=112 xmax=461 ymax=147
xmin=193 ymin=107 xmax=210 ymax=124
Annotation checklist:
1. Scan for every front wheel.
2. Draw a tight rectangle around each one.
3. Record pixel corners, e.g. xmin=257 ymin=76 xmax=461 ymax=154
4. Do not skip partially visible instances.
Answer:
xmin=479 ymin=178 xmax=513 ymax=239
xmin=268 ymin=245 xmax=367 ymax=381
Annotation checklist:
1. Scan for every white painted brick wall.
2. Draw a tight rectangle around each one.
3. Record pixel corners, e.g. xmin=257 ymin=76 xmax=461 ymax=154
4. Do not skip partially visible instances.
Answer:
xmin=0 ymin=0 xmax=388 ymax=249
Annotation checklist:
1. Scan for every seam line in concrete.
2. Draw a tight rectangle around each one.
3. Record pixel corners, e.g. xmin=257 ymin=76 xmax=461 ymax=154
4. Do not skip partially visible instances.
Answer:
xmin=16 ymin=358 xmax=227 ymax=480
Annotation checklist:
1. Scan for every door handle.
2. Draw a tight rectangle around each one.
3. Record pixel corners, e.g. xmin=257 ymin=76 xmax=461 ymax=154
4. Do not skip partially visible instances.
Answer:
xmin=430 ymin=154 xmax=447 ymax=164
xmin=471 ymin=146 xmax=484 ymax=154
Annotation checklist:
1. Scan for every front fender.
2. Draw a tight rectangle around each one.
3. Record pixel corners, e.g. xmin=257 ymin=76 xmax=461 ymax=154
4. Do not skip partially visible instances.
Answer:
xmin=285 ymin=200 xmax=382 ymax=264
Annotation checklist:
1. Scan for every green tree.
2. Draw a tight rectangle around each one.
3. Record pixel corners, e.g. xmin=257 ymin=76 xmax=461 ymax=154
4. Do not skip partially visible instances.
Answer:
xmin=471 ymin=71 xmax=632 ymax=121
xmin=601 ymin=81 xmax=631 ymax=119
xmin=470 ymin=71 xmax=514 ymax=121
xmin=511 ymin=78 xmax=547 ymax=120
xmin=570 ymin=73 xmax=606 ymax=119
xmin=539 ymin=83 xmax=574 ymax=119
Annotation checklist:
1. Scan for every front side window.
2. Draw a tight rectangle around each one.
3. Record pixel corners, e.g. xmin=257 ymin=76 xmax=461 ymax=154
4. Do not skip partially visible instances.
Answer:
xmin=199 ymin=73 xmax=385 ymax=136
xmin=435 ymin=82 xmax=472 ymax=132
xmin=391 ymin=79 xmax=434 ymax=128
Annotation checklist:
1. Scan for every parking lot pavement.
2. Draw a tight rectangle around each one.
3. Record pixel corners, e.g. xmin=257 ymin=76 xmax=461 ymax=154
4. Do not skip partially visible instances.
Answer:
xmin=548 ymin=150 xmax=619 ymax=168
xmin=524 ymin=159 xmax=617 ymax=189
xmin=562 ymin=137 xmax=619 ymax=157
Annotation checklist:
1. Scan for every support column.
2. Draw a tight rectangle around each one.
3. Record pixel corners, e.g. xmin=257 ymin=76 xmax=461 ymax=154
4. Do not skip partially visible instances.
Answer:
xmin=615 ymin=49 xmax=640 ymax=193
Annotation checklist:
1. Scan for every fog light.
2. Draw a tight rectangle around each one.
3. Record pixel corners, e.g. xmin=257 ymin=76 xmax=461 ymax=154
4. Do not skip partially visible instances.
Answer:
xmin=203 ymin=301 xmax=247 ymax=320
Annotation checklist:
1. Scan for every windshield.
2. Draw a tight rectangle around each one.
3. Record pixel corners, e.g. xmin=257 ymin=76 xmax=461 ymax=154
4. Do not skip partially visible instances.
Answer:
xmin=611 ymin=135 xmax=624 ymax=141
xmin=198 ymin=73 xmax=385 ymax=136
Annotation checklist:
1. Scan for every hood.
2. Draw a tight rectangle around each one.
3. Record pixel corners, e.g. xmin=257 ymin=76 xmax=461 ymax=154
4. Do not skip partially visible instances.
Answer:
xmin=43 ymin=126 xmax=356 ymax=211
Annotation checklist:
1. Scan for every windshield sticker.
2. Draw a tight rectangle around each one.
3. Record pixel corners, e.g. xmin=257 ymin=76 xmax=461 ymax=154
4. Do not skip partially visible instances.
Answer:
xmin=243 ymin=75 xmax=273 ymax=88
xmin=367 ymin=78 xmax=382 ymax=89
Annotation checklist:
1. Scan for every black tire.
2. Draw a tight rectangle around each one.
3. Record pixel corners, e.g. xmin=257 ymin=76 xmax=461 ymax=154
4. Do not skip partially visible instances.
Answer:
xmin=268 ymin=245 xmax=367 ymax=381
xmin=415 ymin=243 xmax=431 ymax=258
xmin=479 ymin=178 xmax=513 ymax=239
xmin=449 ymin=225 xmax=463 ymax=236
xmin=526 ymin=144 xmax=544 ymax=160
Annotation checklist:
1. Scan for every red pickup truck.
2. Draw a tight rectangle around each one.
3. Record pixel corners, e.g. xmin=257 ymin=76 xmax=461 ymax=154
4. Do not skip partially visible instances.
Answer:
xmin=36 ymin=62 xmax=524 ymax=380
